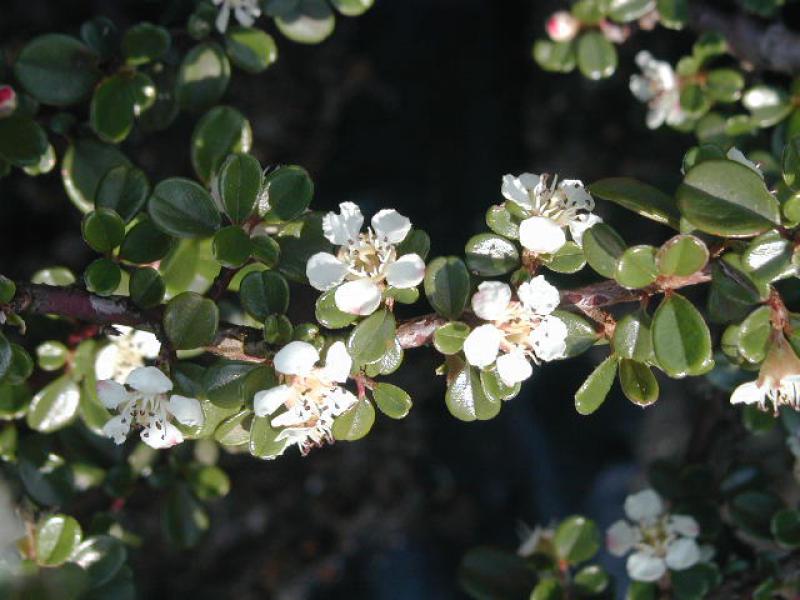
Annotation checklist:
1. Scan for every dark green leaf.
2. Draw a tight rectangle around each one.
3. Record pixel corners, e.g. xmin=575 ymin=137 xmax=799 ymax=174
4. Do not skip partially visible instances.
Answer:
xmin=148 ymin=177 xmax=221 ymax=238
xmin=191 ymin=106 xmax=252 ymax=183
xmin=176 ymin=42 xmax=230 ymax=112
xmin=652 ymin=293 xmax=714 ymax=377
xmin=589 ymin=178 xmax=680 ymax=229
xmin=554 ymin=516 xmax=600 ymax=563
xmin=574 ymin=354 xmax=617 ymax=415
xmin=424 ymin=256 xmax=470 ymax=320
xmin=464 ymin=233 xmax=519 ymax=276
xmin=163 ymin=292 xmax=219 ymax=350
xmin=95 ymin=165 xmax=150 ymax=223
xmin=332 ymin=397 xmax=375 ymax=440
xmin=263 ymin=165 xmax=314 ymax=221
xmin=445 ymin=364 xmax=501 ymax=421
xmin=218 ymin=153 xmax=262 ymax=222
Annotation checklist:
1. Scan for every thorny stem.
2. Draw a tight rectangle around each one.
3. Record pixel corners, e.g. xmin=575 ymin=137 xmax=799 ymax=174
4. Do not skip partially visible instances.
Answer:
xmin=9 ymin=267 xmax=714 ymax=362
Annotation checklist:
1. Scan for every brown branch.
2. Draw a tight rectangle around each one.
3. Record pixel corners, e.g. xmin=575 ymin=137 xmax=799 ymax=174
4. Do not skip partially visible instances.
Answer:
xmin=689 ymin=2 xmax=800 ymax=75
xmin=9 ymin=269 xmax=712 ymax=362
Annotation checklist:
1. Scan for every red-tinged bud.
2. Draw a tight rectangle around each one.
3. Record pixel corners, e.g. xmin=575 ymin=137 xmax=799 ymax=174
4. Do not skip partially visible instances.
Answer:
xmin=0 ymin=85 xmax=17 ymax=117
xmin=546 ymin=11 xmax=579 ymax=43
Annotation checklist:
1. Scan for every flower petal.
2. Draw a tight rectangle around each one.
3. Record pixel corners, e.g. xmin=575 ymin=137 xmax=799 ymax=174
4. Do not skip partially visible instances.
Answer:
xmin=471 ymin=281 xmax=512 ymax=321
xmin=254 ymin=385 xmax=295 ymax=417
xmin=559 ymin=179 xmax=594 ymax=211
xmin=274 ymin=341 xmax=320 ymax=376
xmin=371 ymin=209 xmax=412 ymax=244
xmin=326 ymin=386 xmax=358 ymax=416
xmin=215 ymin=5 xmax=231 ymax=33
xmin=385 ymin=254 xmax=425 ymax=288
xmin=624 ymin=488 xmax=664 ymax=523
xmin=496 ymin=350 xmax=532 ymax=387
xmin=606 ymin=520 xmax=640 ymax=557
xmin=167 ymin=395 xmax=204 ymax=427
xmin=730 ymin=380 xmax=764 ymax=405
xmin=665 ymin=538 xmax=701 ymax=571
xmin=130 ymin=329 xmax=162 ymax=359
xmin=126 ymin=366 xmax=173 ymax=395
xmin=667 ymin=515 xmax=700 ymax=538
xmin=322 ymin=341 xmax=352 ymax=383
xmin=322 ymin=202 xmax=364 ymax=245
xmin=518 ymin=216 xmax=566 ymax=255
xmin=529 ymin=316 xmax=568 ymax=362
xmin=517 ymin=275 xmax=560 ymax=315
xmin=463 ymin=325 xmax=503 ymax=368
xmin=102 ymin=415 xmax=131 ymax=445
xmin=142 ymin=421 xmax=184 ymax=449
xmin=94 ymin=344 xmax=121 ymax=382
xmin=501 ymin=173 xmax=537 ymax=209
xmin=334 ymin=279 xmax=383 ymax=315
xmin=271 ymin=404 xmax=308 ymax=428
xmin=626 ymin=551 xmax=666 ymax=582
xmin=569 ymin=213 xmax=603 ymax=248
xmin=306 ymin=252 xmax=348 ymax=291
xmin=97 ymin=380 xmax=130 ymax=409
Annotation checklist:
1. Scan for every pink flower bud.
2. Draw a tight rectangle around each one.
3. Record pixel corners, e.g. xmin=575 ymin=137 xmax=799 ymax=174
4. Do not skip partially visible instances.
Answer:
xmin=546 ymin=11 xmax=579 ymax=43
xmin=0 ymin=85 xmax=17 ymax=117
xmin=599 ymin=19 xmax=631 ymax=44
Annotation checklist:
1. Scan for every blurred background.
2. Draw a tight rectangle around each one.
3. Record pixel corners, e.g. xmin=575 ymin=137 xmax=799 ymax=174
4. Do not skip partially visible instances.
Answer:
xmin=0 ymin=1 xmax=718 ymax=598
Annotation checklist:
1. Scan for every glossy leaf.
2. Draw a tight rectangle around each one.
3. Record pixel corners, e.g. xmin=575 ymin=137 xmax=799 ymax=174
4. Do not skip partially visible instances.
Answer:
xmin=574 ymin=354 xmax=617 ymax=415
xmin=652 ymin=294 xmax=713 ymax=377
xmin=589 ymin=178 xmax=680 ymax=229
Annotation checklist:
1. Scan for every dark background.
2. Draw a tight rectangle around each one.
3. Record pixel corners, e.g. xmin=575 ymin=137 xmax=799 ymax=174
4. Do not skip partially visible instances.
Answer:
xmin=0 ymin=1 xmax=711 ymax=598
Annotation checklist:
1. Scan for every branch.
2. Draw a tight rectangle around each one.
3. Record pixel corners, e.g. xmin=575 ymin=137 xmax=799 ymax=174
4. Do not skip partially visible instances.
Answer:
xmin=9 ymin=271 xmax=712 ymax=362
xmin=689 ymin=2 xmax=800 ymax=74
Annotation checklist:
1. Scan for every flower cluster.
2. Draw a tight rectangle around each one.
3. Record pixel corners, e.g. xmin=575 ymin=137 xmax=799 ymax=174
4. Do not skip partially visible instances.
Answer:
xmin=731 ymin=330 xmax=800 ymax=413
xmin=629 ymin=51 xmax=686 ymax=130
xmin=501 ymin=173 xmax=601 ymax=255
xmin=213 ymin=0 xmax=261 ymax=33
xmin=606 ymin=489 xmax=703 ymax=582
xmin=307 ymin=202 xmax=425 ymax=315
xmin=94 ymin=326 xmax=161 ymax=384
xmin=463 ymin=277 xmax=567 ymax=387
xmin=254 ymin=341 xmax=358 ymax=456
xmin=98 ymin=367 xmax=204 ymax=449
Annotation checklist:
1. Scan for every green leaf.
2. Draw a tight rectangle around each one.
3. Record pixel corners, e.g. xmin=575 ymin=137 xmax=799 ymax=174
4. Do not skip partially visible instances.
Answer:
xmin=14 ymin=34 xmax=100 ymax=106
xmin=657 ymin=0 xmax=688 ymax=28
xmin=71 ymin=535 xmax=127 ymax=588
xmin=204 ymin=363 xmax=255 ymax=409
xmin=533 ymin=40 xmax=576 ymax=73
xmin=464 ymin=233 xmax=520 ymax=276
xmin=574 ymin=565 xmax=610 ymax=595
xmin=148 ymin=177 xmax=221 ymax=238
xmin=81 ymin=208 xmax=125 ymax=252
xmin=609 ymin=0 xmax=654 ymax=21
xmin=17 ymin=435 xmax=74 ymax=506
xmin=218 ymin=153 xmax=262 ymax=223
xmin=364 ymin=338 xmax=403 ymax=377
xmin=251 ymin=234 xmax=281 ymax=268
xmin=332 ymin=397 xmax=375 ymax=441
xmin=90 ymin=72 xmax=156 ymax=143
xmin=95 ymin=165 xmax=150 ymax=223
xmin=446 ymin=364 xmax=501 ymax=422
xmin=0 ymin=116 xmax=49 ymax=167
xmin=706 ymin=68 xmax=744 ymax=103
xmin=424 ymin=256 xmax=470 ymax=320
xmin=771 ymin=508 xmax=800 ymax=548
xmin=0 ymin=333 xmax=12 ymax=382
xmin=36 ymin=514 xmax=82 ymax=566
xmin=543 ymin=241 xmax=586 ymax=274
xmin=26 ymin=376 xmax=80 ymax=432
xmin=553 ymin=516 xmax=600 ymax=564
xmin=275 ymin=0 xmax=336 ymax=44
xmin=626 ymin=581 xmax=657 ymax=600
xmin=730 ymin=490 xmax=783 ymax=539
xmin=677 ymin=159 xmax=780 ymax=237
xmin=619 ymin=359 xmax=659 ymax=406
xmin=458 ymin=547 xmax=537 ymax=600
xmin=613 ymin=311 xmax=654 ymax=363
xmin=576 ymin=32 xmax=617 ymax=80
xmin=486 ymin=204 xmax=520 ymax=238
xmin=783 ymin=136 xmax=800 ymax=188
xmin=738 ymin=306 xmax=771 ymax=362
xmin=530 ymin=579 xmax=564 ymax=600
xmin=652 ymin=294 xmax=714 ymax=377
xmin=188 ymin=465 xmax=230 ymax=500
xmin=743 ymin=85 xmax=792 ymax=127
xmin=191 ymin=106 xmax=252 ymax=183
xmin=129 ymin=267 xmax=165 ymax=308
xmin=122 ymin=22 xmax=170 ymax=65
xmin=373 ymin=383 xmax=412 ymax=419
xmin=239 ymin=270 xmax=290 ymax=320
xmin=347 ymin=309 xmax=396 ymax=364
xmin=263 ymin=165 xmax=314 ymax=220
xmin=396 ymin=228 xmax=431 ymax=260
xmin=315 ymin=288 xmax=357 ymax=329
xmin=212 ymin=226 xmax=252 ymax=268
xmin=656 ymin=234 xmax=709 ymax=277
xmin=62 ymin=139 xmax=131 ymax=213
xmin=480 ymin=367 xmax=520 ymax=403
xmin=582 ymin=222 xmax=626 ymax=279
xmin=433 ymin=321 xmax=470 ymax=355
xmin=589 ymin=178 xmax=680 ymax=229
xmin=225 ymin=27 xmax=278 ymax=73
xmin=742 ymin=230 xmax=798 ymax=283
xmin=84 ymin=258 xmax=122 ymax=295
xmin=80 ymin=17 xmax=119 ymax=60
xmin=615 ymin=245 xmax=658 ymax=289
xmin=176 ymin=42 xmax=230 ymax=112
xmin=118 ymin=217 xmax=173 ymax=264
xmin=159 ymin=238 xmax=220 ymax=296
xmin=574 ymin=354 xmax=618 ymax=415
xmin=555 ymin=310 xmax=599 ymax=358
xmin=277 ymin=213 xmax=334 ymax=283
xmin=249 ymin=415 xmax=292 ymax=459
xmin=331 ymin=0 xmax=374 ymax=15
xmin=162 ymin=484 xmax=209 ymax=549
xmin=0 ymin=275 xmax=16 ymax=304
xmin=163 ymin=292 xmax=219 ymax=350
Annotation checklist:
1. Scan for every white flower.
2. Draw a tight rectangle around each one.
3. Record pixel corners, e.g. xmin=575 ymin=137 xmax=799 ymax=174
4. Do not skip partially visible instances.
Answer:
xmin=730 ymin=331 xmax=800 ymax=413
xmin=253 ymin=341 xmax=358 ymax=457
xmin=306 ymin=202 xmax=425 ymax=315
xmin=501 ymin=173 xmax=600 ymax=255
xmin=630 ymin=51 xmax=686 ymax=130
xmin=516 ymin=523 xmax=555 ymax=557
xmin=94 ymin=326 xmax=161 ymax=384
xmin=212 ymin=0 xmax=261 ymax=33
xmin=463 ymin=278 xmax=567 ymax=387
xmin=606 ymin=488 xmax=701 ymax=583
xmin=546 ymin=11 xmax=579 ymax=42
xmin=97 ymin=366 xmax=203 ymax=449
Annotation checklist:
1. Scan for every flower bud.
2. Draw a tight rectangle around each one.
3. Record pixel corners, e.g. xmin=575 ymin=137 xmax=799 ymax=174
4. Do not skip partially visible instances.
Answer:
xmin=0 ymin=85 xmax=17 ymax=117
xmin=546 ymin=11 xmax=579 ymax=42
